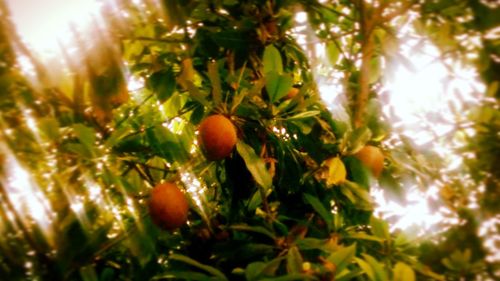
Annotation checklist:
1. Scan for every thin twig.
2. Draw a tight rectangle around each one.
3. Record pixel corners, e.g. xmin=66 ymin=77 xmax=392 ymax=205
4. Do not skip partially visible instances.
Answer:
xmin=123 ymin=160 xmax=172 ymax=173
xmin=132 ymin=163 xmax=155 ymax=186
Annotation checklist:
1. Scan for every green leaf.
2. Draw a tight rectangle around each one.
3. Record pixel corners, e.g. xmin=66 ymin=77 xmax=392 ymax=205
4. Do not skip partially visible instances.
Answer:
xmin=99 ymin=268 xmax=115 ymax=281
xmin=286 ymin=110 xmax=320 ymax=121
xmin=286 ymin=246 xmax=303 ymax=274
xmin=336 ymin=268 xmax=364 ymax=281
xmin=361 ymin=254 xmax=388 ymax=281
xmin=246 ymin=262 xmax=267 ymax=281
xmin=273 ymin=220 xmax=289 ymax=236
xmin=230 ymin=224 xmax=276 ymax=240
xmin=263 ymin=45 xmax=283 ymax=74
xmin=370 ymin=216 xmax=390 ymax=240
xmin=148 ymin=68 xmax=176 ymax=103
xmin=64 ymin=143 xmax=93 ymax=158
xmin=260 ymin=274 xmax=317 ymax=281
xmin=212 ymin=30 xmax=248 ymax=50
xmin=344 ymin=232 xmax=383 ymax=243
xmin=296 ymin=238 xmax=327 ymax=250
xmin=236 ymin=141 xmax=273 ymax=189
xmin=245 ymin=257 xmax=285 ymax=281
xmin=413 ymin=262 xmax=445 ymax=280
xmin=39 ymin=117 xmax=60 ymax=140
xmin=79 ymin=265 xmax=98 ymax=281
xmin=339 ymin=183 xmax=356 ymax=204
xmin=346 ymin=126 xmax=372 ymax=154
xmin=153 ymin=271 xmax=216 ymax=281
xmin=355 ymin=257 xmax=376 ymax=281
xmin=442 ymin=249 xmax=473 ymax=270
xmin=393 ymin=262 xmax=415 ymax=281
xmin=379 ymin=170 xmax=405 ymax=203
xmin=235 ymin=243 xmax=276 ymax=259
xmin=190 ymin=103 xmax=205 ymax=125
xmin=290 ymin=120 xmax=313 ymax=135
xmin=185 ymin=82 xmax=210 ymax=107
xmin=326 ymin=42 xmax=340 ymax=65
xmin=105 ymin=126 xmax=132 ymax=147
xmin=127 ymin=225 xmax=155 ymax=266
xmin=248 ymin=189 xmax=264 ymax=211
xmin=266 ymin=71 xmax=293 ymax=103
xmin=146 ymin=126 xmax=189 ymax=163
xmin=303 ymin=193 xmax=333 ymax=231
xmin=344 ymin=156 xmax=371 ymax=189
xmin=327 ymin=243 xmax=356 ymax=276
xmin=340 ymin=181 xmax=373 ymax=210
xmin=169 ymin=254 xmax=228 ymax=281
xmin=73 ymin=123 xmax=96 ymax=149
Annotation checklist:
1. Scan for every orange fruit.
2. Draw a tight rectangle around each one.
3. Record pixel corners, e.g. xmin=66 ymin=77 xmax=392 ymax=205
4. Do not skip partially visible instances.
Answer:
xmin=149 ymin=182 xmax=189 ymax=231
xmin=265 ymin=21 xmax=278 ymax=35
xmin=285 ymin=87 xmax=299 ymax=99
xmin=354 ymin=145 xmax=384 ymax=178
xmin=198 ymin=114 xmax=237 ymax=160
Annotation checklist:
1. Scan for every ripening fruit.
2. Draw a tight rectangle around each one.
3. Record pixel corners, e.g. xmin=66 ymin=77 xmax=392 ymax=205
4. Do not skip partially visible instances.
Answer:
xmin=285 ymin=87 xmax=299 ymax=99
xmin=354 ymin=145 xmax=384 ymax=178
xmin=198 ymin=114 xmax=237 ymax=160
xmin=149 ymin=182 xmax=189 ymax=231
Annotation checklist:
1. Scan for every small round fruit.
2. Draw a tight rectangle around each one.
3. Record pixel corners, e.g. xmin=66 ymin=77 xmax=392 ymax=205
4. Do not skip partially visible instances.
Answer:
xmin=286 ymin=87 xmax=299 ymax=99
xmin=198 ymin=114 xmax=237 ymax=160
xmin=265 ymin=20 xmax=278 ymax=36
xmin=149 ymin=182 xmax=189 ymax=231
xmin=354 ymin=145 xmax=384 ymax=178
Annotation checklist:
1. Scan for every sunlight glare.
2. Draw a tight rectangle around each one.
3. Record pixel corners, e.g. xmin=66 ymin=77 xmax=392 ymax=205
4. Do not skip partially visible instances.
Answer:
xmin=385 ymin=56 xmax=447 ymax=125
xmin=293 ymin=11 xmax=485 ymax=235
xmin=378 ymin=25 xmax=486 ymax=238
xmin=372 ymin=187 xmax=454 ymax=235
xmin=180 ymin=169 xmax=211 ymax=227
xmin=383 ymin=33 xmax=483 ymax=146
xmin=6 ymin=0 xmax=103 ymax=56
xmin=0 ymin=145 xmax=54 ymax=242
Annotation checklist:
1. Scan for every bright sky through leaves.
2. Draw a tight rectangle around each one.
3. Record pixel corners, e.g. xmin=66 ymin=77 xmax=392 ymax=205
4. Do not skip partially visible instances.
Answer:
xmin=4 ymin=0 xmax=493 ymax=258
xmin=6 ymin=0 xmax=101 ymax=56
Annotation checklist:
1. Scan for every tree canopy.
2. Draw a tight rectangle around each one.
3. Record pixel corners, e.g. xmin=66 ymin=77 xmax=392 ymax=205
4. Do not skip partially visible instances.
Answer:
xmin=0 ymin=0 xmax=498 ymax=280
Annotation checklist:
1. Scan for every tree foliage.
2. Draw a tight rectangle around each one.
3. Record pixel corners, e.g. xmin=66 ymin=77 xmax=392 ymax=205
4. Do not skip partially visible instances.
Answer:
xmin=0 ymin=0 xmax=498 ymax=280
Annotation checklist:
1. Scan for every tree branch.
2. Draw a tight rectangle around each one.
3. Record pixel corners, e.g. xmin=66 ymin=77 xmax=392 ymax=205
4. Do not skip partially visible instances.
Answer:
xmin=353 ymin=0 xmax=376 ymax=128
